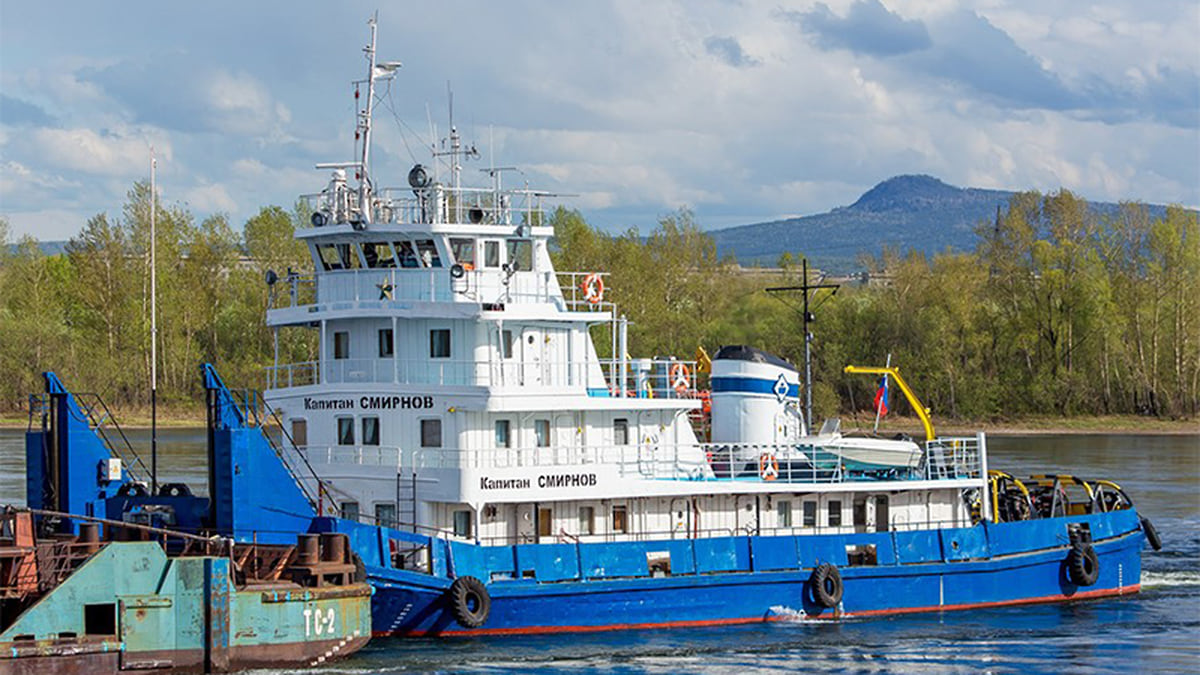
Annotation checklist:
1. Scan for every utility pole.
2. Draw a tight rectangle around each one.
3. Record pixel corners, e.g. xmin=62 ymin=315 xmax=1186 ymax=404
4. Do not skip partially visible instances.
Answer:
xmin=765 ymin=258 xmax=839 ymax=432
xmin=150 ymin=148 xmax=158 ymax=494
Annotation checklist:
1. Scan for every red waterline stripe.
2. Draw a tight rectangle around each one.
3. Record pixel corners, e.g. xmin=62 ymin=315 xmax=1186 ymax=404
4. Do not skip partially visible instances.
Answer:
xmin=374 ymin=584 xmax=1141 ymax=637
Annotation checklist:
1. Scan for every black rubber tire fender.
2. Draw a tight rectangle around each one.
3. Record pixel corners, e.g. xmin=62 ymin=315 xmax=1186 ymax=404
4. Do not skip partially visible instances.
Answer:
xmin=1066 ymin=544 xmax=1100 ymax=587
xmin=448 ymin=575 xmax=491 ymax=628
xmin=1141 ymin=517 xmax=1162 ymax=551
xmin=810 ymin=562 xmax=844 ymax=608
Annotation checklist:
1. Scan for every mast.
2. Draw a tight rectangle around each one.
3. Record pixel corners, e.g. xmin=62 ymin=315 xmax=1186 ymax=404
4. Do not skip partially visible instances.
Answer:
xmin=357 ymin=13 xmax=379 ymax=223
xmin=150 ymin=147 xmax=158 ymax=494
xmin=765 ymin=258 xmax=838 ymax=431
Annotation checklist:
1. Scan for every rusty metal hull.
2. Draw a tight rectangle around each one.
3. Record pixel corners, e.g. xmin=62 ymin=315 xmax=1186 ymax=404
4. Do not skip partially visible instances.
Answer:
xmin=0 ymin=537 xmax=372 ymax=674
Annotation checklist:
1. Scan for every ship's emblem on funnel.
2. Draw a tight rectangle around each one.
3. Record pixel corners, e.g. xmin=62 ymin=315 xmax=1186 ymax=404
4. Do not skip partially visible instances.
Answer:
xmin=773 ymin=373 xmax=789 ymax=402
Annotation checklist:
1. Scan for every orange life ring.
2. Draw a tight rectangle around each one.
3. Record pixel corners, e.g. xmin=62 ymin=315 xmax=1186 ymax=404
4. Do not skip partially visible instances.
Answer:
xmin=670 ymin=363 xmax=691 ymax=394
xmin=582 ymin=273 xmax=604 ymax=304
xmin=759 ymin=453 xmax=779 ymax=481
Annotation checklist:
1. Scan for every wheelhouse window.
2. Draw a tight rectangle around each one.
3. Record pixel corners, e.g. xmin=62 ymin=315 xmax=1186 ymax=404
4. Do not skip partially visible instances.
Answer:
xmin=414 ymin=239 xmax=441 ymax=267
xmin=828 ymin=500 xmax=843 ymax=528
xmin=336 ymin=417 xmax=354 ymax=445
xmin=506 ymin=239 xmax=532 ymax=271
xmin=612 ymin=505 xmax=628 ymax=534
xmin=394 ymin=240 xmax=419 ymax=268
xmin=483 ymin=240 xmax=501 ymax=268
xmin=333 ymin=331 xmax=350 ymax=359
xmin=378 ymin=328 xmax=394 ymax=357
xmin=363 ymin=242 xmax=395 ymax=268
xmin=449 ymin=238 xmax=475 ymax=269
xmin=614 ymin=419 xmax=629 ymax=445
xmin=361 ymin=416 xmax=380 ymax=446
xmin=495 ymin=420 xmax=511 ymax=448
xmin=534 ymin=419 xmax=550 ymax=447
xmin=420 ymin=419 xmax=442 ymax=448
xmin=430 ymin=329 xmax=451 ymax=358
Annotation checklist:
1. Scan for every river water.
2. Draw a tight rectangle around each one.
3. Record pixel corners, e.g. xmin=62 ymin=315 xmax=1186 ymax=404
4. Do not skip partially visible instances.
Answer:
xmin=1 ymin=430 xmax=1196 ymax=674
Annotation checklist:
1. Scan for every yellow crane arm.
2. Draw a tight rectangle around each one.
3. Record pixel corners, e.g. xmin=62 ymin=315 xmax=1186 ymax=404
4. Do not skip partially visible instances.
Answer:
xmin=843 ymin=365 xmax=936 ymax=441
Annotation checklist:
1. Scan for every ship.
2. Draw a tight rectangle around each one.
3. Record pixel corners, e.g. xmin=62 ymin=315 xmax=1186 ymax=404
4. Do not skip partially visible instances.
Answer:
xmin=241 ymin=18 xmax=1163 ymax=635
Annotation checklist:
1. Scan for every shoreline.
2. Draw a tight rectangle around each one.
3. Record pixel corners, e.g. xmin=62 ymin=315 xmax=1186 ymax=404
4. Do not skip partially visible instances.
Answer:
xmin=2 ymin=412 xmax=1195 ymax=435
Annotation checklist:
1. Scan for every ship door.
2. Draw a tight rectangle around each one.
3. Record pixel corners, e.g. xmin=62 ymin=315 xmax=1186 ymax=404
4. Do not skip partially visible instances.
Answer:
xmin=521 ymin=328 xmax=543 ymax=386
xmin=514 ymin=503 xmax=536 ymax=544
xmin=735 ymin=495 xmax=758 ymax=535
xmin=670 ymin=498 xmax=691 ymax=539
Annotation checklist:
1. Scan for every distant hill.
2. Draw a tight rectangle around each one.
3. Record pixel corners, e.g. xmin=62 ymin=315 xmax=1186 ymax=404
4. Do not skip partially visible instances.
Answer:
xmin=6 ymin=240 xmax=68 ymax=256
xmin=711 ymin=175 xmax=1179 ymax=272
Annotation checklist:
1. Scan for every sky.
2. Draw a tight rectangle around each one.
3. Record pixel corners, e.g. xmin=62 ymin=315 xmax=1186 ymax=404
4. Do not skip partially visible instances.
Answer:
xmin=1 ymin=0 xmax=1197 ymax=241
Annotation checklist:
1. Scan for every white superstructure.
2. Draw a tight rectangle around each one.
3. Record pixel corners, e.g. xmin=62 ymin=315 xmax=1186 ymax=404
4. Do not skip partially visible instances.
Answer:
xmin=262 ymin=21 xmax=987 ymax=548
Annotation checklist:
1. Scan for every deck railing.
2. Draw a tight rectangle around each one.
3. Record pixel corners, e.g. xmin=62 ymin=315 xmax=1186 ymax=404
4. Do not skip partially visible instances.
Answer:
xmin=268 ymin=268 xmax=612 ymax=314
xmin=265 ymin=356 xmax=701 ymax=397
xmin=291 ymin=436 xmax=984 ymax=486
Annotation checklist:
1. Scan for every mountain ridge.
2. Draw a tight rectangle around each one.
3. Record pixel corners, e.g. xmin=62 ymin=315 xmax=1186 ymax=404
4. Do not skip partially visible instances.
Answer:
xmin=711 ymin=174 xmax=1183 ymax=272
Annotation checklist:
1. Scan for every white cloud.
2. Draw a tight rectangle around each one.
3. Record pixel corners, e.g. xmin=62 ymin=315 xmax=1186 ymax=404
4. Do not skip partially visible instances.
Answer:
xmin=29 ymin=128 xmax=167 ymax=177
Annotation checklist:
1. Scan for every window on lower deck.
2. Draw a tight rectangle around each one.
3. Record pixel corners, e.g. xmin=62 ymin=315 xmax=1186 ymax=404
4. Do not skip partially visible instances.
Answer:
xmin=336 ymin=417 xmax=354 ymax=445
xmin=495 ymin=420 xmax=511 ymax=448
xmin=534 ymin=419 xmax=550 ymax=447
xmin=333 ymin=331 xmax=350 ymax=359
xmin=362 ymin=416 xmax=380 ymax=446
xmin=290 ymin=419 xmax=307 ymax=447
xmin=375 ymin=503 xmax=396 ymax=527
xmin=614 ymin=419 xmax=629 ymax=445
xmin=420 ymin=419 xmax=442 ymax=448
xmin=875 ymin=495 xmax=890 ymax=533
xmin=612 ymin=505 xmax=628 ymax=533
xmin=777 ymin=499 xmax=793 ymax=528
xmin=341 ymin=501 xmax=360 ymax=522
xmin=828 ymin=500 xmax=843 ymax=527
xmin=802 ymin=501 xmax=817 ymax=527
xmin=453 ymin=510 xmax=473 ymax=538
xmin=430 ymin=329 xmax=451 ymax=358
xmin=378 ymin=328 xmax=394 ymax=357
xmin=579 ymin=506 xmax=595 ymax=535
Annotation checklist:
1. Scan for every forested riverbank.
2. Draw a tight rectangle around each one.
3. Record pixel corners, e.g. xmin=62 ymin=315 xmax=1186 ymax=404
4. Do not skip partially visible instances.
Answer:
xmin=1 ymin=183 xmax=1196 ymax=425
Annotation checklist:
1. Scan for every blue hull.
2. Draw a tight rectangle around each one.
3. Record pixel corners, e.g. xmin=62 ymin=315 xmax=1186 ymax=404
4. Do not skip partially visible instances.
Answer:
xmin=314 ymin=509 xmax=1146 ymax=636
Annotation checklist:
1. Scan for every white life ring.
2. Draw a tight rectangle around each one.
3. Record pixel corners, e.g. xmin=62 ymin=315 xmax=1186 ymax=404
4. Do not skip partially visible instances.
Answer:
xmin=582 ymin=273 xmax=605 ymax=304
xmin=670 ymin=363 xmax=691 ymax=394
xmin=759 ymin=453 xmax=779 ymax=481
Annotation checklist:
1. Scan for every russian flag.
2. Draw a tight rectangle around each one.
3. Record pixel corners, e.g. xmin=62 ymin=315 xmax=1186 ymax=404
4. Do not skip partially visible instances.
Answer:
xmin=873 ymin=375 xmax=890 ymax=416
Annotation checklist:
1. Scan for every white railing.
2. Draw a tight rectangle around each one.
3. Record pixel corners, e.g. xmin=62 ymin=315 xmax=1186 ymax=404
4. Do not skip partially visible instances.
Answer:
xmin=268 ymin=268 xmax=612 ymax=313
xmin=265 ymin=357 xmax=592 ymax=389
xmin=265 ymin=356 xmax=704 ymax=395
xmin=291 ymin=437 xmax=983 ymax=486
xmin=301 ymin=184 xmax=551 ymax=228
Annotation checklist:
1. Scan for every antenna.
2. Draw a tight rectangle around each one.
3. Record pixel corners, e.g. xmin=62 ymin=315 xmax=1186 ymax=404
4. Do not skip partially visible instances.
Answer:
xmin=765 ymin=258 xmax=839 ymax=431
